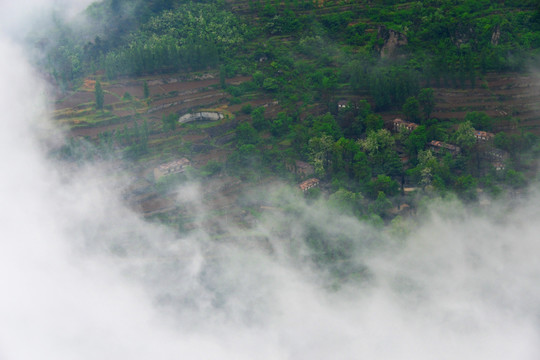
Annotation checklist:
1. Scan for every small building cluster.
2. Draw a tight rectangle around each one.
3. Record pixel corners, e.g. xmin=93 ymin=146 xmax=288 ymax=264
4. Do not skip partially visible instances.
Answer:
xmin=154 ymin=158 xmax=191 ymax=180
xmin=428 ymin=140 xmax=461 ymax=155
xmin=338 ymin=100 xmax=348 ymax=110
xmin=492 ymin=162 xmax=505 ymax=171
xmin=390 ymin=117 xmax=508 ymax=173
xmin=393 ymin=118 xmax=418 ymax=132
xmin=474 ymin=130 xmax=495 ymax=142
xmin=481 ymin=147 xmax=508 ymax=171
xmin=299 ymin=178 xmax=320 ymax=192
xmin=483 ymin=147 xmax=508 ymax=162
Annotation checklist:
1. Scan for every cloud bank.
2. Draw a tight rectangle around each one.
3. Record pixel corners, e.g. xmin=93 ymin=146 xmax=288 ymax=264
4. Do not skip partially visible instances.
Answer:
xmin=0 ymin=2 xmax=539 ymax=359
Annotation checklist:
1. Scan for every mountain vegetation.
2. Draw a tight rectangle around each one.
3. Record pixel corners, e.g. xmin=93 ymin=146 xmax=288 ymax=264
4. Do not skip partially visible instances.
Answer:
xmin=40 ymin=0 xmax=540 ymax=227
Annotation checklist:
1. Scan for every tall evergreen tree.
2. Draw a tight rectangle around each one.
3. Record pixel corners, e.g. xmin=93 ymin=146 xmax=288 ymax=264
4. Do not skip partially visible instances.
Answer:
xmin=95 ymin=80 xmax=104 ymax=110
xmin=143 ymin=80 xmax=149 ymax=99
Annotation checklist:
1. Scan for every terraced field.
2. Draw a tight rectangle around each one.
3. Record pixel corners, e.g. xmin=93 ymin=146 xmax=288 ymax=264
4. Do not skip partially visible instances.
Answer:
xmin=432 ymin=73 xmax=540 ymax=133
xmin=53 ymin=70 xmax=284 ymax=219
xmin=56 ymin=74 xmax=243 ymax=137
xmin=375 ymin=72 xmax=540 ymax=134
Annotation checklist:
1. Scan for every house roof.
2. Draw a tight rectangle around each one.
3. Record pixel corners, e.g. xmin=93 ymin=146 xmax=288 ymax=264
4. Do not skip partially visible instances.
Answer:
xmin=393 ymin=118 xmax=418 ymax=130
xmin=299 ymin=178 xmax=320 ymax=191
xmin=429 ymin=140 xmax=461 ymax=152
xmin=474 ymin=130 xmax=494 ymax=139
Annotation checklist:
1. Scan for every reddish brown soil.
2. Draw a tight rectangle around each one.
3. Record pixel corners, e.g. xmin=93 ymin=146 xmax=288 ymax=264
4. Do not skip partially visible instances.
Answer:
xmin=139 ymin=196 xmax=176 ymax=215
xmin=182 ymin=133 xmax=209 ymax=142
xmin=431 ymin=72 xmax=540 ymax=133
xmin=380 ymin=72 xmax=540 ymax=135
xmin=59 ymin=74 xmax=254 ymax=139
xmin=193 ymin=148 xmax=233 ymax=166
xmin=56 ymin=91 xmax=94 ymax=109
xmin=108 ymin=84 xmax=144 ymax=99
xmin=56 ymin=75 xmax=250 ymax=113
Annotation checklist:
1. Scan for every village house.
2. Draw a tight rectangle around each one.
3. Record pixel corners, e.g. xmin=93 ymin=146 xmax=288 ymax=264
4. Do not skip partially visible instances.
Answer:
xmin=393 ymin=118 xmax=418 ymax=132
xmin=483 ymin=147 xmax=508 ymax=161
xmin=299 ymin=178 xmax=320 ymax=192
xmin=428 ymin=140 xmax=461 ymax=155
xmin=286 ymin=160 xmax=315 ymax=177
xmin=492 ymin=162 xmax=505 ymax=171
xmin=338 ymin=100 xmax=348 ymax=110
xmin=154 ymin=158 xmax=191 ymax=180
xmin=474 ymin=130 xmax=495 ymax=142
xmin=480 ymin=147 xmax=508 ymax=171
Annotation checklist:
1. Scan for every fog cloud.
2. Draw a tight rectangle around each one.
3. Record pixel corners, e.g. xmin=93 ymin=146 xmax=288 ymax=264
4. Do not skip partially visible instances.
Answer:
xmin=0 ymin=0 xmax=94 ymax=37
xmin=1 ymin=2 xmax=540 ymax=359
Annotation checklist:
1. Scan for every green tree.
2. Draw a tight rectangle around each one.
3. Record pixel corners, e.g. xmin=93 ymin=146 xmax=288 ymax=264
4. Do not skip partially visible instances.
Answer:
xmin=360 ymin=129 xmax=395 ymax=155
xmin=270 ymin=112 xmax=292 ymax=136
xmin=95 ymin=79 xmax=104 ymax=110
xmin=252 ymin=106 xmax=267 ymax=130
xmin=464 ymin=111 xmax=493 ymax=131
xmin=405 ymin=125 xmax=428 ymax=157
xmin=504 ymin=169 xmax=526 ymax=190
xmin=418 ymin=88 xmax=435 ymax=120
xmin=328 ymin=188 xmax=363 ymax=214
xmin=252 ymin=71 xmax=265 ymax=87
xmin=236 ymin=122 xmax=259 ymax=146
xmin=368 ymin=175 xmax=399 ymax=198
xmin=352 ymin=150 xmax=371 ymax=182
xmin=455 ymin=174 xmax=478 ymax=201
xmin=454 ymin=120 xmax=476 ymax=152
xmin=312 ymin=113 xmax=342 ymax=140
xmin=365 ymin=114 xmax=384 ymax=133
xmin=360 ymin=129 xmax=402 ymax=177
xmin=309 ymin=134 xmax=334 ymax=178
xmin=263 ymin=77 xmax=279 ymax=92
xmin=332 ymin=137 xmax=360 ymax=177
xmin=143 ymin=80 xmax=149 ymax=99
xmin=369 ymin=191 xmax=393 ymax=217
xmin=162 ymin=113 xmax=177 ymax=132
xmin=402 ymin=96 xmax=421 ymax=123
xmin=407 ymin=149 xmax=441 ymax=189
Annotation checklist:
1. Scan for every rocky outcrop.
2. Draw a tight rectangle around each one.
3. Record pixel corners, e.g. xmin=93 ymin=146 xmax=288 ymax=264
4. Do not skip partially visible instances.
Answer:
xmin=178 ymin=111 xmax=224 ymax=124
xmin=491 ymin=25 xmax=501 ymax=46
xmin=377 ymin=26 xmax=408 ymax=58
xmin=450 ymin=24 xmax=476 ymax=48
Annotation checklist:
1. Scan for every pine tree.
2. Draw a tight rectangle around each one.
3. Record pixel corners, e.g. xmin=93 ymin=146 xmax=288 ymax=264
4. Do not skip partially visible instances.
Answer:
xmin=95 ymin=80 xmax=104 ymax=110
xmin=143 ymin=80 xmax=149 ymax=98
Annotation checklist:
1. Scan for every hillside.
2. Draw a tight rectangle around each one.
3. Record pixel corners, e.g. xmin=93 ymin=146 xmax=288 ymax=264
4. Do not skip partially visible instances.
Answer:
xmin=42 ymin=0 xmax=540 ymax=228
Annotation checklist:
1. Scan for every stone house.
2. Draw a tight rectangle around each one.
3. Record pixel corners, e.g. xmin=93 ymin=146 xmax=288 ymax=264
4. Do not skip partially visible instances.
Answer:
xmin=299 ymin=178 xmax=320 ymax=192
xmin=474 ymin=130 xmax=495 ymax=142
xmin=154 ymin=158 xmax=191 ymax=181
xmin=428 ymin=140 xmax=461 ymax=155
xmin=393 ymin=118 xmax=418 ymax=132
